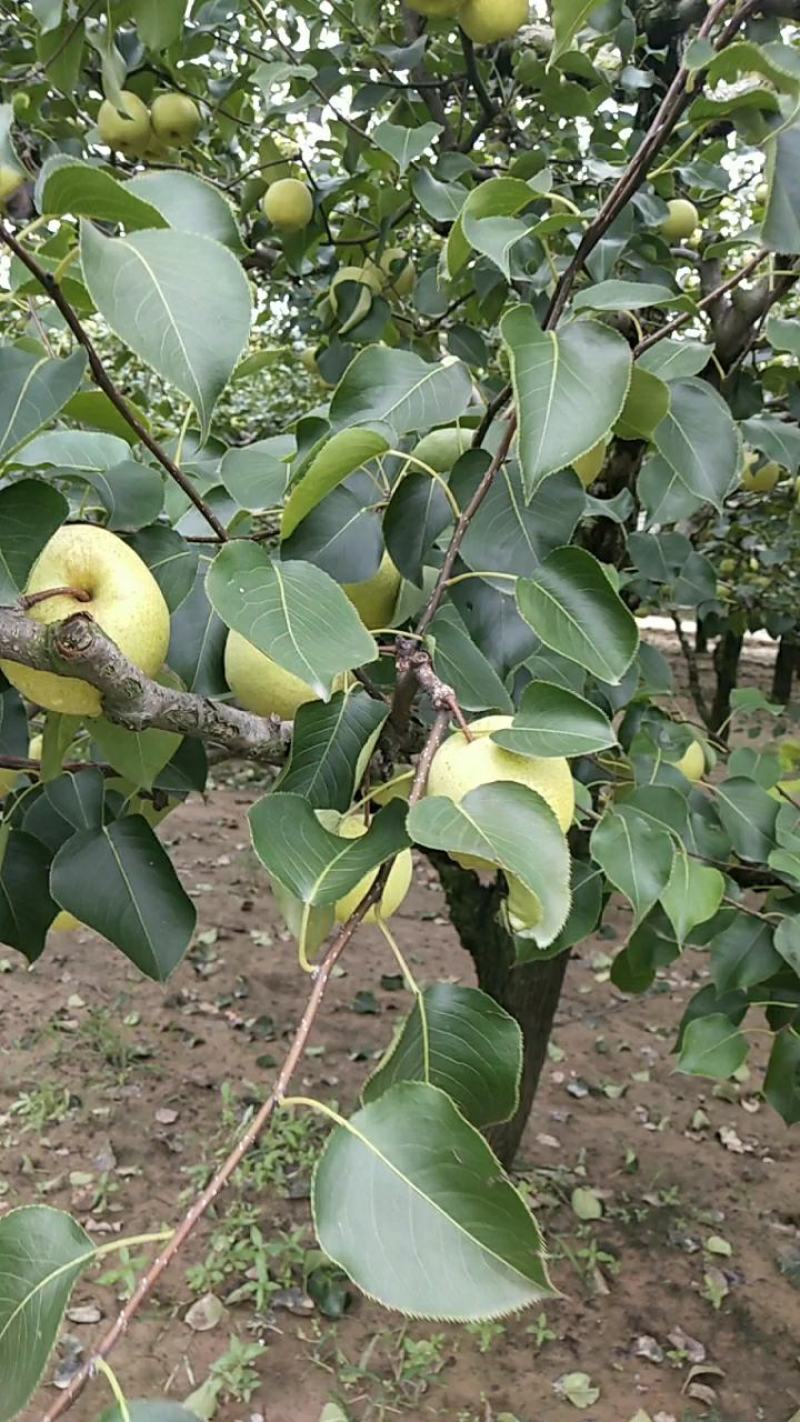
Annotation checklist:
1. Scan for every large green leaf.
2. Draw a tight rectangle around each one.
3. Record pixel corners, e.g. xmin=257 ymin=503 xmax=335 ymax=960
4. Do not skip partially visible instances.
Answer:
xmin=276 ymin=691 xmax=388 ymax=812
xmin=764 ymin=1029 xmax=800 ymax=1125
xmin=550 ymin=0 xmax=608 ymax=62
xmin=0 ymin=829 xmax=60 ymax=962
xmin=714 ymin=777 xmax=778 ymax=862
xmin=0 ymin=479 xmax=68 ymax=604
xmin=131 ymin=0 xmax=186 ymax=48
xmin=50 ymin=817 xmax=196 ymax=980
xmin=36 ymin=155 xmax=166 ymax=228
xmin=207 ymin=545 xmax=376 ymax=697
xmin=763 ymin=121 xmax=800 ymax=254
xmin=129 ymin=523 xmax=198 ymax=612
xmin=408 ymin=783 xmax=571 ymax=948
xmin=91 ymin=717 xmax=181 ymax=791
xmin=249 ymin=795 xmax=410 ymax=906
xmin=637 ymin=338 xmax=710 ymax=381
xmin=0 ymin=1206 xmax=94 ymax=1422
xmin=80 ymin=458 xmax=164 ymax=531
xmin=660 ymin=849 xmax=724 ymax=946
xmin=126 ymin=170 xmax=245 ymax=253
xmin=168 ymin=557 xmax=227 ymax=696
xmin=447 ymin=177 xmax=537 ymax=277
xmin=282 ymin=429 xmax=389 ymax=538
xmin=573 ymin=280 xmax=674 ymax=312
xmin=80 ymin=221 xmax=251 ymax=436
xmin=0 ymin=346 xmax=85 ymax=464
xmin=591 ymin=808 xmax=674 ymax=926
xmin=13 ymin=427 xmax=129 ymax=470
xmin=451 ymin=460 xmax=585 ymax=581
xmin=677 ymin=1013 xmax=750 ymax=1079
xmin=502 ymin=307 xmax=631 ymax=496
xmin=313 ymin=1082 xmax=553 ymax=1320
xmin=330 ymin=348 xmax=471 ymax=439
xmin=363 ymin=985 xmax=522 ymax=1130
xmin=491 ymin=682 xmax=616 ymax=759
xmin=710 ymin=915 xmax=781 ymax=992
xmin=615 ymin=366 xmax=671 ymax=441
xmin=652 ymin=378 xmax=740 ymax=509
xmin=429 ymin=604 xmax=514 ymax=715
xmin=384 ymin=469 xmax=452 ymax=587
xmin=219 ymin=439 xmax=289 ymax=512
xmin=517 ymin=547 xmax=639 ymax=685
xmin=742 ymin=413 xmax=800 ymax=474
xmin=372 ymin=120 xmax=442 ymax=173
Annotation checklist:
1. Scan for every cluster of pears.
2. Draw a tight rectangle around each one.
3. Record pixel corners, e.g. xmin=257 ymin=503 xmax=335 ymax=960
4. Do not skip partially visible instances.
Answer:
xmin=409 ymin=0 xmax=528 ymax=44
xmin=97 ymin=90 xmax=201 ymax=159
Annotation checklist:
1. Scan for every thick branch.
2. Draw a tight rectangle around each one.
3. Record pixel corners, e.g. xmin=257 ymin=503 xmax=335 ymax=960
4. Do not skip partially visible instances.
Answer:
xmin=671 ymin=613 xmax=713 ymax=729
xmin=634 ymin=247 xmax=770 ymax=356
xmin=0 ymin=221 xmax=230 ymax=543
xmin=0 ymin=607 xmax=285 ymax=763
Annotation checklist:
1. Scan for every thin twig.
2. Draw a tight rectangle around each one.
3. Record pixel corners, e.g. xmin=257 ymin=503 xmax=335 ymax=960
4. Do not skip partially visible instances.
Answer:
xmin=0 ymin=223 xmax=230 ymax=542
xmin=634 ymin=247 xmax=769 ymax=356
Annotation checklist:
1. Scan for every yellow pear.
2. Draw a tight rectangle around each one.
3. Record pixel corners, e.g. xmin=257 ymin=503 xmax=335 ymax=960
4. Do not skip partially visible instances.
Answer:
xmin=427 ymin=714 xmax=575 ymax=870
xmin=330 ymin=265 xmax=383 ymax=330
xmin=0 ymin=164 xmax=24 ymax=207
xmin=50 ymin=910 xmax=81 ymax=933
xmin=371 ymin=767 xmax=415 ymax=806
xmin=377 ymin=248 xmax=416 ymax=298
xmin=572 ymin=439 xmax=607 ymax=488
xmin=225 ymin=630 xmax=343 ymax=720
xmin=741 ymin=453 xmax=781 ymax=493
xmin=150 ymin=93 xmax=201 ymax=147
xmin=660 ymin=198 xmax=699 ymax=242
xmin=97 ymin=91 xmax=151 ymax=157
xmin=261 ymin=178 xmax=314 ymax=232
xmin=342 ymin=553 xmax=401 ymax=631
xmin=770 ymin=778 xmax=800 ymax=802
xmin=333 ymin=815 xmax=413 ymax=924
xmin=0 ymin=526 xmax=170 ymax=718
xmin=411 ymin=427 xmax=473 ymax=473
xmin=671 ymin=738 xmax=706 ymax=783
xmin=459 ymin=0 xmax=529 ymax=44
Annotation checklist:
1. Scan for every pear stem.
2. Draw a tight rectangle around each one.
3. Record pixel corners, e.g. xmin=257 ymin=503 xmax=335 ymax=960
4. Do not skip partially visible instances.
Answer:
xmin=19 ymin=586 xmax=92 ymax=610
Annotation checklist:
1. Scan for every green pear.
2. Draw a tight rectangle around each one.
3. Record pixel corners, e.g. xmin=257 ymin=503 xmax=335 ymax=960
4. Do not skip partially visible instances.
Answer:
xmin=97 ymin=91 xmax=151 ymax=157
xmin=261 ymin=178 xmax=314 ymax=232
xmin=660 ymin=198 xmax=699 ymax=242
xmin=150 ymin=93 xmax=202 ymax=147
xmin=459 ymin=0 xmax=529 ymax=43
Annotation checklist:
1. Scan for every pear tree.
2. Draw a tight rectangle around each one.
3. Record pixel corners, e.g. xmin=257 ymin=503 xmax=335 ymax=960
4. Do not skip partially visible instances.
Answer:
xmin=2 ymin=2 xmax=800 ymax=1418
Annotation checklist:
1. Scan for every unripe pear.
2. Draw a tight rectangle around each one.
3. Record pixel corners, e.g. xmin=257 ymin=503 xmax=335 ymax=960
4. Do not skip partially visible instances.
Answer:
xmin=330 ymin=265 xmax=382 ymax=326
xmin=660 ymin=198 xmax=699 ymax=242
xmin=0 ymin=164 xmax=24 ymax=207
xmin=342 ymin=553 xmax=401 ymax=631
xmin=427 ymin=714 xmax=574 ymax=871
xmin=741 ymin=455 xmax=781 ymax=493
xmin=411 ymin=427 xmax=473 ymax=473
xmin=333 ymin=815 xmax=413 ymax=923
xmin=572 ymin=439 xmax=606 ymax=488
xmin=262 ymin=178 xmax=314 ymax=232
xmin=97 ymin=91 xmax=151 ymax=157
xmin=769 ymin=777 xmax=800 ymax=803
xmin=459 ymin=0 xmax=529 ymax=44
xmin=225 ymin=630 xmax=342 ymax=720
xmin=377 ymin=247 xmax=416 ymax=298
xmin=150 ymin=93 xmax=202 ymax=147
xmin=671 ymin=738 xmax=706 ymax=783
xmin=755 ymin=181 xmax=769 ymax=204
xmin=0 ymin=526 xmax=170 ymax=718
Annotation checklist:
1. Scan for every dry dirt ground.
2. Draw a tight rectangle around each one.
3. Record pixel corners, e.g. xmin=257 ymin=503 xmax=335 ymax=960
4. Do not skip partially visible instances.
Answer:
xmin=3 ymin=644 xmax=800 ymax=1422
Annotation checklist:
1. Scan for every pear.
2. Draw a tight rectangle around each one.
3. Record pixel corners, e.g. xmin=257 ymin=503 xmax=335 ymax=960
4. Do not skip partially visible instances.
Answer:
xmin=1 ymin=526 xmax=170 ymax=718
xmin=97 ymin=91 xmax=151 ymax=158
xmin=459 ymin=0 xmax=529 ymax=44
xmin=342 ymin=553 xmax=402 ymax=631
xmin=333 ymin=815 xmax=413 ymax=923
xmin=0 ymin=164 xmax=24 ymax=208
xmin=407 ymin=0 xmax=463 ymax=15
xmin=660 ymin=198 xmax=699 ymax=242
xmin=741 ymin=452 xmax=781 ymax=493
xmin=412 ymin=427 xmax=473 ymax=473
xmin=572 ymin=439 xmax=607 ymax=488
xmin=225 ymin=630 xmax=343 ymax=720
xmin=261 ymin=178 xmax=314 ymax=232
xmin=150 ymin=93 xmax=201 ymax=147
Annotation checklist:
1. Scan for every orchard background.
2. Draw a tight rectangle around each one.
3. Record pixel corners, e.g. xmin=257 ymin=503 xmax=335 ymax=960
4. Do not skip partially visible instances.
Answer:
xmin=1 ymin=1 xmax=800 ymax=1420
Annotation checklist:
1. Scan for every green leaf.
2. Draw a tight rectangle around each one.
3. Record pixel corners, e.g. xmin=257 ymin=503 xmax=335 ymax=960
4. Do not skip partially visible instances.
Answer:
xmin=660 ymin=849 xmax=724 ymax=946
xmin=766 ymin=314 xmax=800 ymax=358
xmin=551 ymin=0 xmax=608 ymax=62
xmin=452 ymin=461 xmax=585 ymax=582
xmin=364 ymin=984 xmax=522 ymax=1129
xmin=715 ymin=777 xmax=778 ymax=862
xmin=764 ymin=121 xmax=800 ymax=254
xmin=652 ymin=378 xmax=740 ymax=510
xmin=80 ymin=459 xmax=164 ymax=531
xmin=591 ymin=808 xmax=674 ymax=927
xmin=573 ymin=280 xmax=674 ymax=312
xmin=330 ymin=348 xmax=471 ymax=439
xmin=313 ymin=1082 xmax=553 ymax=1320
xmin=490 ymin=682 xmax=616 ymax=759
xmin=131 ymin=0 xmax=185 ymax=49
xmin=411 ymin=167 xmax=466 ymax=223
xmin=677 ymin=1013 xmax=750 ymax=1079
xmin=276 ymin=690 xmax=388 ymax=812
xmin=0 ymin=479 xmax=68 ymax=604
xmin=36 ymin=155 xmax=167 ymax=229
xmin=429 ymin=605 xmax=514 ymax=715
xmin=615 ymin=366 xmax=671 ymax=441
xmin=13 ymin=427 xmax=129 ymax=471
xmin=80 ymin=221 xmax=251 ymax=438
xmin=774 ymin=914 xmax=800 ymax=976
xmin=168 ymin=557 xmax=227 ymax=695
xmin=31 ymin=0 xmax=63 ymax=33
xmin=448 ymin=177 xmax=538 ymax=278
xmin=282 ymin=429 xmax=389 ymax=538
xmin=50 ymin=817 xmax=196 ymax=980
xmin=63 ymin=388 xmax=150 ymax=444
xmin=639 ymin=452 xmax=704 ymax=526
xmin=37 ymin=12 xmax=84 ymax=92
xmin=91 ymin=717 xmax=181 ymax=791
xmin=219 ymin=439 xmax=288 ymax=512
xmin=741 ymin=413 xmax=800 ymax=474
xmin=0 ymin=829 xmax=59 ymax=962
xmin=206 ymin=545 xmax=376 ymax=698
xmin=372 ymin=120 xmax=442 ymax=173
xmin=126 ymin=170 xmax=245 ymax=253
xmin=249 ymin=794 xmax=409 ymax=906
xmin=127 ymin=524 xmax=197 ymax=612
xmin=384 ymin=469 xmax=452 ymax=587
xmin=637 ymin=338 xmax=710 ymax=381
xmin=0 ymin=346 xmax=85 ymax=464
xmin=502 ymin=308 xmax=631 ymax=496
xmin=765 ymin=1029 xmax=800 ymax=1125
xmin=711 ymin=916 xmax=781 ymax=993
xmin=408 ymin=783 xmax=571 ymax=949
xmin=517 ymin=547 xmax=639 ymax=685
xmin=0 ymin=1205 xmax=94 ymax=1422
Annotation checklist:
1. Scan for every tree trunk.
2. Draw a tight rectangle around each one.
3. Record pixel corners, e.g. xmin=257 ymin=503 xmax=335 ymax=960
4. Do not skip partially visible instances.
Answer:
xmin=711 ymin=629 xmax=743 ymax=737
xmin=772 ymin=636 xmax=799 ymax=704
xmin=429 ymin=851 xmax=570 ymax=1169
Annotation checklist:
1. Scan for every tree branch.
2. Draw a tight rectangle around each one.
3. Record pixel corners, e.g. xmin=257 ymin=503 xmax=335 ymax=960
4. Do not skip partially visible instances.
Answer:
xmin=0 ymin=607 xmax=286 ymax=763
xmin=634 ymin=246 xmax=770 ymax=356
xmin=0 ymin=222 xmax=230 ymax=542
xmin=671 ymin=612 xmax=713 ymax=729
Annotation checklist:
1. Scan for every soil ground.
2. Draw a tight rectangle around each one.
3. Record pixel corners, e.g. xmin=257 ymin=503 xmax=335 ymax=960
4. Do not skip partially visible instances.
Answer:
xmin=3 ymin=641 xmax=800 ymax=1422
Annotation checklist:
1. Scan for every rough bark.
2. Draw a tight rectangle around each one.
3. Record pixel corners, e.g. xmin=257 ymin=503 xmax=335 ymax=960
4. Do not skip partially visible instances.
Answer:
xmin=429 ymin=851 xmax=570 ymax=1169
xmin=772 ymin=636 xmax=800 ymax=704
xmin=711 ymin=629 xmax=744 ymax=736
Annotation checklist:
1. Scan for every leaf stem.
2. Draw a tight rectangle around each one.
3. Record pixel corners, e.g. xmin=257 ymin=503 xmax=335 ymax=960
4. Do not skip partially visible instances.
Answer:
xmin=94 ymin=1360 xmax=130 ymax=1422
